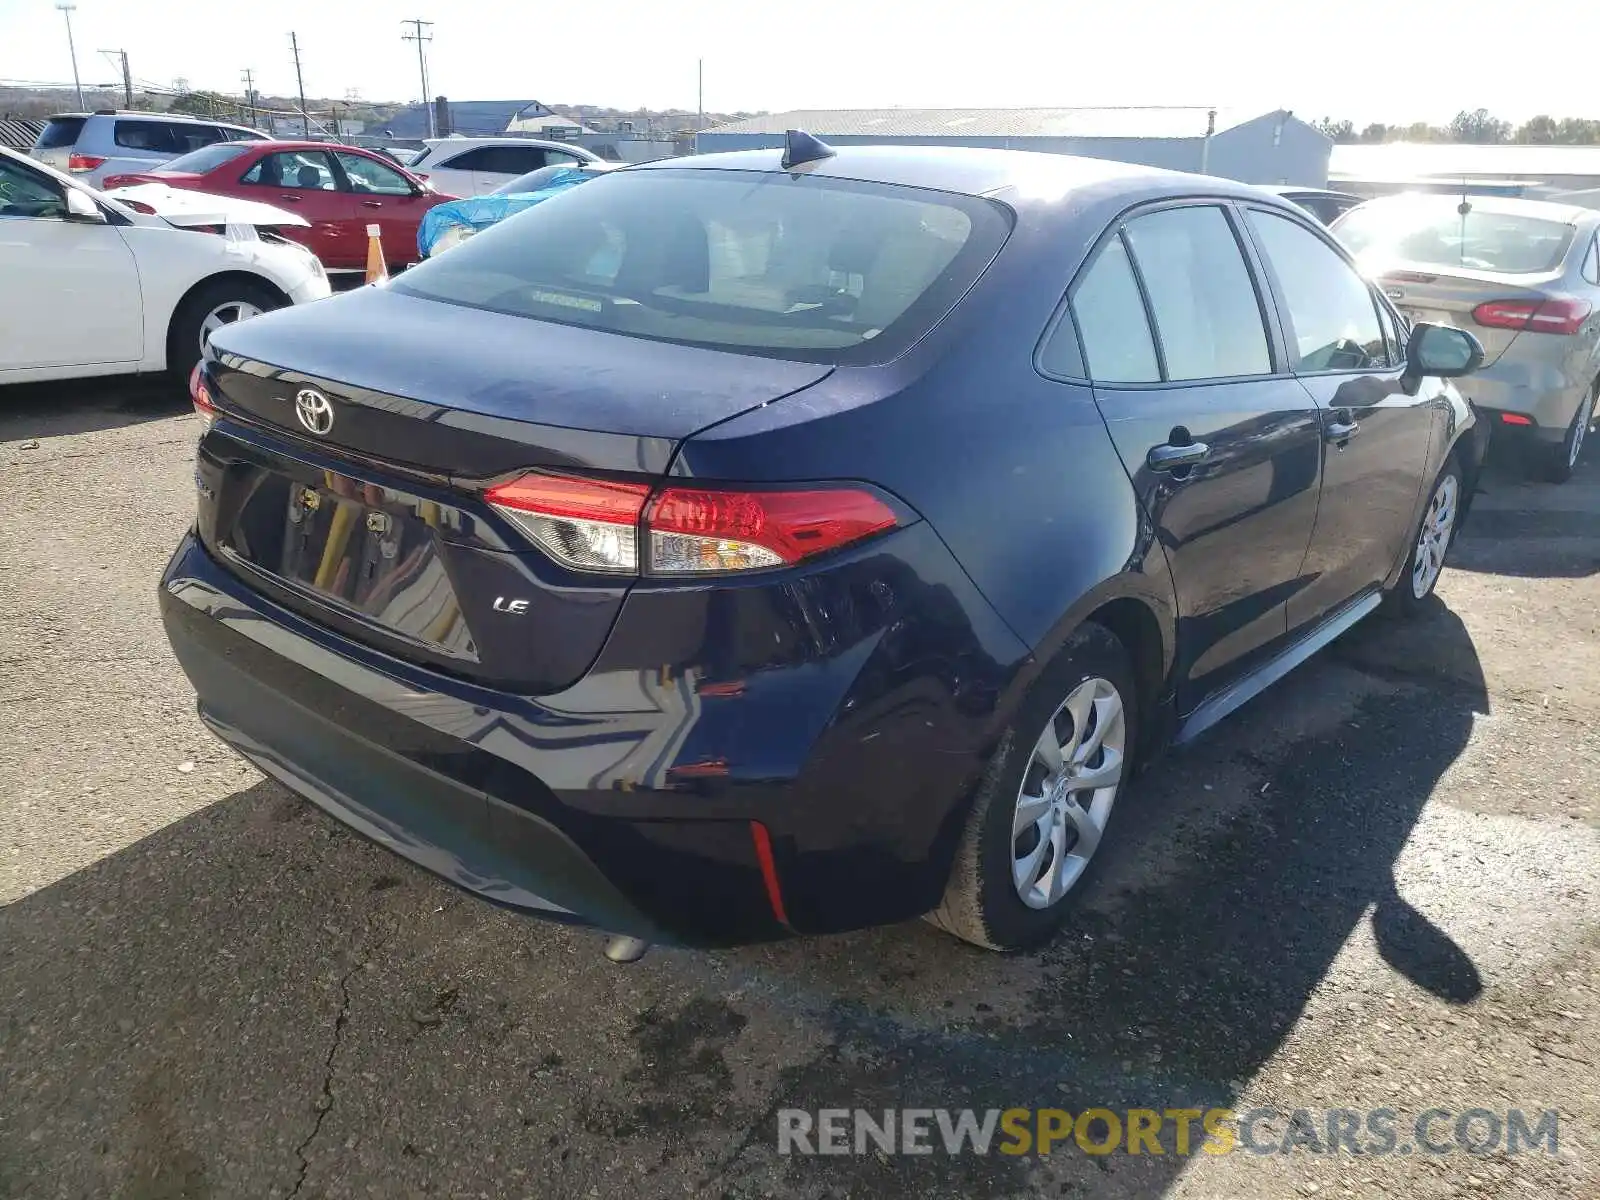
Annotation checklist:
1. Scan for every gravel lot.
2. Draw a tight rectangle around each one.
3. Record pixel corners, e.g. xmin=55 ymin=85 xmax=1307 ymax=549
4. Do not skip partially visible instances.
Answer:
xmin=2 ymin=379 xmax=1596 ymax=1200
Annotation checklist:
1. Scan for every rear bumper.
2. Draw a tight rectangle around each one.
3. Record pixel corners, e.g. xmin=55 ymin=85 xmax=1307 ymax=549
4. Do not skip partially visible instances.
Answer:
xmin=159 ymin=526 xmax=1025 ymax=945
xmin=1464 ymin=358 xmax=1592 ymax=443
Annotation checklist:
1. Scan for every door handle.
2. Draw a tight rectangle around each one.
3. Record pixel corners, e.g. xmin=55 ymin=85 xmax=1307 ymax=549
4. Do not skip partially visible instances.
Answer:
xmin=360 ymin=200 xmax=383 ymax=209
xmin=277 ymin=194 xmax=303 ymax=202
xmin=1325 ymin=418 xmax=1361 ymax=442
xmin=1146 ymin=441 xmax=1211 ymax=471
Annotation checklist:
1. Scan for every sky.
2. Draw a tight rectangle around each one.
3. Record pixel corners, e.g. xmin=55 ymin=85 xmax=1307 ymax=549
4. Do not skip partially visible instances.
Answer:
xmin=2 ymin=0 xmax=1598 ymax=127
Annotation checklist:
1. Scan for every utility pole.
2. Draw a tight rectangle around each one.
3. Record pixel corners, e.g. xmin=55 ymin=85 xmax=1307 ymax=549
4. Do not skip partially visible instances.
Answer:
xmin=289 ymin=32 xmax=310 ymax=138
xmin=98 ymin=49 xmax=133 ymax=108
xmin=241 ymin=68 xmax=255 ymax=128
xmin=697 ymin=58 xmax=703 ymax=131
xmin=56 ymin=3 xmax=84 ymax=110
xmin=401 ymin=19 xmax=434 ymax=138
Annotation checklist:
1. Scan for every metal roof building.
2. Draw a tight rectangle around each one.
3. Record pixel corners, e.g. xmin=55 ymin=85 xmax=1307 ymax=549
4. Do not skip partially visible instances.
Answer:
xmin=694 ymin=107 xmax=1332 ymax=186
xmin=0 ymin=118 xmax=44 ymax=153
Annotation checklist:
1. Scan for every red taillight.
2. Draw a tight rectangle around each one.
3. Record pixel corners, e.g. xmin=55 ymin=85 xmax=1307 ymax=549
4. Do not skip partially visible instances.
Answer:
xmin=189 ymin=363 xmax=218 ymax=430
xmin=67 ymin=153 xmax=105 ymax=172
xmin=483 ymin=473 xmax=902 ymax=576
xmin=484 ymin=474 xmax=651 ymax=573
xmin=646 ymin=486 xmax=899 ymax=574
xmin=1472 ymin=297 xmax=1591 ymax=336
xmin=1500 ymin=412 xmax=1534 ymax=426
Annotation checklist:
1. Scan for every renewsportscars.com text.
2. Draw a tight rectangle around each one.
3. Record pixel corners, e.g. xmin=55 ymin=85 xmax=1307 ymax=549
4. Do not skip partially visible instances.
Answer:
xmin=777 ymin=1106 xmax=1560 ymax=1157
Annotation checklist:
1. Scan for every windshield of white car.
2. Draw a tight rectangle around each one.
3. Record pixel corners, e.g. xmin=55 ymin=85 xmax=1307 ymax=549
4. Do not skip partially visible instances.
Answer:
xmin=1336 ymin=199 xmax=1576 ymax=274
xmin=391 ymin=167 xmax=1012 ymax=365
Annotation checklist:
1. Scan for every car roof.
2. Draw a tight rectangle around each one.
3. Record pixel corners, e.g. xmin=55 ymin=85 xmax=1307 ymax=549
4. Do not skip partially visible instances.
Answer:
xmin=49 ymin=110 xmax=254 ymax=126
xmin=631 ymin=143 xmax=1274 ymax=205
xmin=1260 ymin=185 xmax=1364 ymax=202
xmin=423 ymin=136 xmax=587 ymax=151
xmin=1349 ymin=191 xmax=1598 ymax=225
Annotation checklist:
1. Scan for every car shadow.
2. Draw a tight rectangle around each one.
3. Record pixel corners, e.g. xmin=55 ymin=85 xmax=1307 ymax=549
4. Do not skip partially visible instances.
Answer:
xmin=1447 ymin=444 xmax=1600 ymax=580
xmin=0 ymin=375 xmax=187 ymax=441
xmin=0 ymin=602 xmax=1489 ymax=1199
xmin=707 ymin=598 xmax=1489 ymax=1195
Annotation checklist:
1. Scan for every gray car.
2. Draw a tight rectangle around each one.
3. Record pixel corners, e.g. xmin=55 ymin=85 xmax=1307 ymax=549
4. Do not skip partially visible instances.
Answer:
xmin=31 ymin=111 xmax=268 ymax=191
xmin=1334 ymin=194 xmax=1599 ymax=481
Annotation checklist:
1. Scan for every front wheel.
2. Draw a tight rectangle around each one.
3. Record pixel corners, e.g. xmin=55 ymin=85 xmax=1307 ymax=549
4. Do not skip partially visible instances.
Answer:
xmin=1385 ymin=458 xmax=1462 ymax=617
xmin=927 ymin=622 xmax=1138 ymax=951
xmin=166 ymin=279 xmax=281 ymax=385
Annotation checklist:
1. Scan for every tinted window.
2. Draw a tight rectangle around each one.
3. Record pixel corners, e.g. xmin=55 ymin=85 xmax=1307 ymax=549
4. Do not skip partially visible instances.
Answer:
xmin=0 ymin=156 xmax=66 ymax=219
xmin=1068 ymin=235 xmax=1159 ymax=383
xmin=1334 ymin=198 xmax=1576 ymax=275
xmin=1377 ymin=297 xmax=1409 ymax=368
xmin=393 ymin=168 xmax=1010 ymax=365
xmin=1248 ymin=210 xmax=1387 ymax=372
xmin=34 ymin=117 xmax=86 ymax=150
xmin=156 ymin=142 xmax=257 ymax=174
xmin=241 ymin=151 xmax=337 ymax=190
xmin=437 ymin=146 xmax=536 ymax=173
xmin=1123 ymin=206 xmax=1271 ymax=380
xmin=335 ymin=151 xmax=413 ymax=195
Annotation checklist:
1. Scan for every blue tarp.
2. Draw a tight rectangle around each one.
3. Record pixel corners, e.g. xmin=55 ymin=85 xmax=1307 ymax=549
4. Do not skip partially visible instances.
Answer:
xmin=417 ymin=168 xmax=594 ymax=259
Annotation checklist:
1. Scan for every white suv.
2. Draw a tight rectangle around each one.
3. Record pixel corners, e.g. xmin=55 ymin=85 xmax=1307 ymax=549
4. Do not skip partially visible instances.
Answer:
xmin=408 ymin=137 xmax=601 ymax=197
xmin=31 ymin=110 xmax=269 ymax=191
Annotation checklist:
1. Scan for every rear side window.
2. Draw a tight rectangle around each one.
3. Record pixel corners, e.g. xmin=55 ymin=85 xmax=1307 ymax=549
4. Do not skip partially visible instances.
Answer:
xmin=1066 ymin=235 xmax=1160 ymax=383
xmin=1583 ymin=235 xmax=1600 ymax=286
xmin=34 ymin=117 xmax=86 ymax=150
xmin=1247 ymin=210 xmax=1387 ymax=372
xmin=440 ymin=146 xmax=545 ymax=174
xmin=112 ymin=120 xmax=182 ymax=153
xmin=392 ymin=168 xmax=1011 ymax=365
xmin=1123 ymin=205 xmax=1271 ymax=380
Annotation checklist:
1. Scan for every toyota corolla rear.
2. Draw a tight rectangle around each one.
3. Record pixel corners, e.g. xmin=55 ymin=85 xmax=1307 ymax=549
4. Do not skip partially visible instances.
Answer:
xmin=1335 ymin=195 xmax=1600 ymax=447
xmin=159 ymin=161 xmax=1023 ymax=945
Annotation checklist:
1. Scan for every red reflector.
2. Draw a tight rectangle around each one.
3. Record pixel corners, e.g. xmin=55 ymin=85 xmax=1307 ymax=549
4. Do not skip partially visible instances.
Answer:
xmin=484 ymin=473 xmax=651 ymax=521
xmin=647 ymin=487 xmax=898 ymax=567
xmin=1473 ymin=297 xmax=1591 ymax=336
xmin=1500 ymin=412 xmax=1534 ymax=426
xmin=749 ymin=821 xmax=791 ymax=927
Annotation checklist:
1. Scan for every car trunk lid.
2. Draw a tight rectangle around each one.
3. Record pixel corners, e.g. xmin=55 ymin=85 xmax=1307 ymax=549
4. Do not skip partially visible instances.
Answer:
xmin=1376 ymin=265 xmax=1564 ymax=367
xmin=197 ymin=285 xmax=833 ymax=691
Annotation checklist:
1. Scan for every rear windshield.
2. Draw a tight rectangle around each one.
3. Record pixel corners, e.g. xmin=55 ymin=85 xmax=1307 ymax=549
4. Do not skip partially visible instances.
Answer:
xmin=392 ymin=168 xmax=1012 ymax=364
xmin=35 ymin=117 xmax=86 ymax=150
xmin=155 ymin=142 xmax=258 ymax=175
xmin=1335 ymin=199 xmax=1576 ymax=274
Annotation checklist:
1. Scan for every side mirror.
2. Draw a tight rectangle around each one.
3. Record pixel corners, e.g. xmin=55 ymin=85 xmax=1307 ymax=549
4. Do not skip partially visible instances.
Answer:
xmin=64 ymin=188 xmax=105 ymax=224
xmin=1405 ymin=322 xmax=1483 ymax=379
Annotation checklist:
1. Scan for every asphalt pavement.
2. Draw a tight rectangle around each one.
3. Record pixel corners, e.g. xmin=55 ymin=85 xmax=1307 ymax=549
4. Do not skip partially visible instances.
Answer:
xmin=2 ymin=378 xmax=1597 ymax=1200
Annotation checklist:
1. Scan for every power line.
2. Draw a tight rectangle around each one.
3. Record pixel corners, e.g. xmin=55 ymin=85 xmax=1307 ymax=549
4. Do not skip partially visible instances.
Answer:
xmin=400 ymin=19 xmax=434 ymax=138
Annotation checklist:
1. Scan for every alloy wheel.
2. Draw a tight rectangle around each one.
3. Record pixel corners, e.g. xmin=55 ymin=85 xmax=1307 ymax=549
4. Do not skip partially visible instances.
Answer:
xmin=1011 ymin=676 xmax=1126 ymax=909
xmin=199 ymin=300 xmax=264 ymax=356
xmin=1411 ymin=473 xmax=1458 ymax=599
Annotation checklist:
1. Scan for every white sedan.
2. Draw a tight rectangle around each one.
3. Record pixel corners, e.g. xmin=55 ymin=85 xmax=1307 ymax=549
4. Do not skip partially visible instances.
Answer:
xmin=0 ymin=145 xmax=331 ymax=386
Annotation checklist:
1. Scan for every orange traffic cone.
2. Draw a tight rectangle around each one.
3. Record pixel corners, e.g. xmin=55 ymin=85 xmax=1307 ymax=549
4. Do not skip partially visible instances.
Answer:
xmin=364 ymin=224 xmax=389 ymax=284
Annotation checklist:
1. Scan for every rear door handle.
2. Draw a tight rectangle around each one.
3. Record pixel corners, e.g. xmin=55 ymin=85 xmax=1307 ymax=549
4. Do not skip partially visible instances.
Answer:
xmin=277 ymin=194 xmax=303 ymax=202
xmin=1146 ymin=441 xmax=1211 ymax=471
xmin=360 ymin=200 xmax=383 ymax=209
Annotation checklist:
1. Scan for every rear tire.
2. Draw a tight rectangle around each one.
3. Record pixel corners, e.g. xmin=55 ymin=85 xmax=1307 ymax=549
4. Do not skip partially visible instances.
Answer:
xmin=1385 ymin=457 xmax=1463 ymax=617
xmin=1537 ymin=386 xmax=1594 ymax=484
xmin=166 ymin=278 xmax=282 ymax=385
xmin=926 ymin=622 xmax=1138 ymax=952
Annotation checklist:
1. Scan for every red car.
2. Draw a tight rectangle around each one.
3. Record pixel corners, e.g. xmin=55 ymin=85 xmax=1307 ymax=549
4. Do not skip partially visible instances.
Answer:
xmin=104 ymin=140 xmax=457 ymax=273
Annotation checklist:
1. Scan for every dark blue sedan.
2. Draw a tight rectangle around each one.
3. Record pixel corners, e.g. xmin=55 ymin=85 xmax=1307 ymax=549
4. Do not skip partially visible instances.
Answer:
xmin=163 ymin=135 xmax=1486 ymax=953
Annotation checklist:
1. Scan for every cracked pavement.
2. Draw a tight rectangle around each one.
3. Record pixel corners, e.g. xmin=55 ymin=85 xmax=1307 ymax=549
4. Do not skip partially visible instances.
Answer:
xmin=1 ymin=380 xmax=1597 ymax=1199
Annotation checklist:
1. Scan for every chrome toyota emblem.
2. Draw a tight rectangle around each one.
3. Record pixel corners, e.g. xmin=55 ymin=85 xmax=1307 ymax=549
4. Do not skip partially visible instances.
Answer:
xmin=294 ymin=388 xmax=334 ymax=436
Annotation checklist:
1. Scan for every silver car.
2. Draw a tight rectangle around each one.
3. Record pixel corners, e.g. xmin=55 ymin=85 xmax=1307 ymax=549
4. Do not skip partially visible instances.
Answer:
xmin=1334 ymin=194 xmax=1599 ymax=481
xmin=31 ymin=111 xmax=267 ymax=192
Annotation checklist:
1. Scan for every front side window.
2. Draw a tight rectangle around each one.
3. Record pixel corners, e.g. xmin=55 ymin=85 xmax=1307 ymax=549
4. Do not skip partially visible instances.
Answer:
xmin=1248 ymin=209 xmax=1387 ymax=372
xmin=1067 ymin=235 xmax=1160 ymax=383
xmin=0 ymin=157 xmax=66 ymax=219
xmin=241 ymin=151 xmax=337 ymax=190
xmin=1123 ymin=205 xmax=1271 ymax=381
xmin=335 ymin=152 xmax=413 ymax=196
xmin=392 ymin=168 xmax=1010 ymax=364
